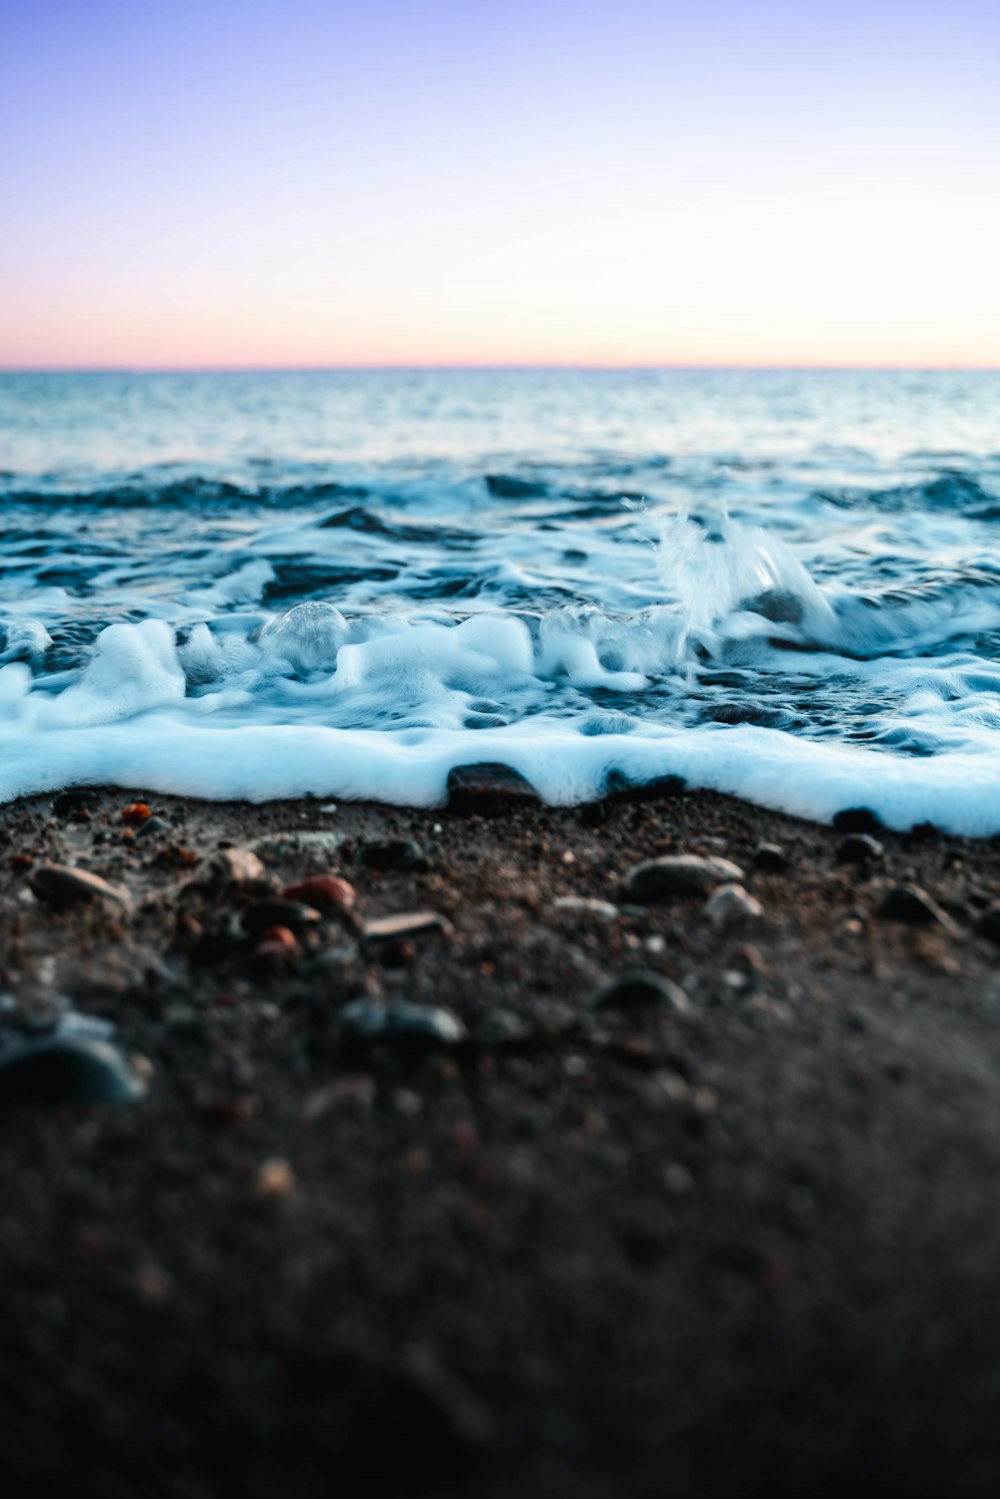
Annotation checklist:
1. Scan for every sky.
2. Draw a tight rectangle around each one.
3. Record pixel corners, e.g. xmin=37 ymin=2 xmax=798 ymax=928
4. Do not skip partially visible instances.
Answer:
xmin=1 ymin=0 xmax=998 ymax=369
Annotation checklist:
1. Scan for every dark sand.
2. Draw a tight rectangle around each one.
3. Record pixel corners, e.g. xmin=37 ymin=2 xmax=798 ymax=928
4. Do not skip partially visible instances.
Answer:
xmin=3 ymin=780 xmax=1000 ymax=1497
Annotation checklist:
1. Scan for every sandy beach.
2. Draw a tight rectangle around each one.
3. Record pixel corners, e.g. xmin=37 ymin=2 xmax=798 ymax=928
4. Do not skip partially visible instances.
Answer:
xmin=3 ymin=777 xmax=1000 ymax=1496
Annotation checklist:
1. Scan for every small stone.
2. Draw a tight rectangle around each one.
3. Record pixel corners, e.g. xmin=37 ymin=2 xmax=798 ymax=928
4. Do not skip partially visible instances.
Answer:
xmin=553 ymin=896 xmax=620 ymax=920
xmin=136 ymin=815 xmax=171 ymax=839
xmin=356 ymin=838 xmax=428 ymax=872
xmin=591 ymin=969 xmax=690 ymax=1014
xmin=250 ymin=829 xmax=344 ymax=859
xmin=262 ymin=924 xmax=298 ymax=949
xmin=28 ymin=863 xmax=127 ymax=911
xmin=340 ymin=999 xmax=467 ymax=1054
xmin=446 ymin=762 xmax=540 ymax=811
xmin=53 ymin=789 xmax=99 ymax=821
xmin=837 ymin=833 xmax=884 ymax=865
xmin=281 ymin=874 xmax=356 ymax=911
xmin=362 ymin=911 xmax=454 ymax=941
xmin=121 ymin=802 xmax=152 ymax=824
xmin=664 ymin=1162 xmax=694 ymax=1194
xmin=241 ymin=899 xmax=321 ymax=937
xmin=753 ymin=843 xmax=788 ymax=872
xmin=0 ymin=1036 xmax=147 ymax=1109
xmin=878 ymin=884 xmax=958 ymax=933
xmin=255 ymin=1157 xmax=295 ymax=1197
xmin=833 ymin=807 xmax=883 ymax=834
xmin=704 ymin=883 xmax=763 ymax=930
xmin=624 ymin=853 xmax=744 ymax=901
xmin=198 ymin=847 xmax=267 ymax=888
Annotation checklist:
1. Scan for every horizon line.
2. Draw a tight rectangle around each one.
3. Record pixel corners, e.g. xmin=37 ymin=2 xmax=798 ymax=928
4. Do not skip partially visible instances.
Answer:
xmin=1 ymin=361 xmax=999 ymax=375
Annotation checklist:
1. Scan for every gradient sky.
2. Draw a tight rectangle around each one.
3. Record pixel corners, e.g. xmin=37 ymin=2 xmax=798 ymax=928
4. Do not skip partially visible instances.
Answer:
xmin=1 ymin=0 xmax=998 ymax=368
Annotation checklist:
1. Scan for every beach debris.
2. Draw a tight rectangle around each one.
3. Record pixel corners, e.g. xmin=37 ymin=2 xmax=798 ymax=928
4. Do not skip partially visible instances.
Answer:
xmin=28 ymin=862 xmax=128 ymax=911
xmin=753 ymin=842 xmax=789 ymax=872
xmin=832 ymin=807 xmax=883 ymax=834
xmin=591 ymin=969 xmax=690 ymax=1014
xmin=837 ymin=833 xmax=884 ymax=865
xmin=356 ymin=837 xmax=428 ymax=872
xmin=241 ymin=898 xmax=321 ymax=937
xmin=623 ymin=853 xmax=743 ymax=901
xmin=878 ymin=883 xmax=959 ymax=933
xmin=281 ymin=873 xmax=356 ymax=911
xmin=0 ymin=1035 xmax=147 ymax=1109
xmin=340 ymin=998 xmax=466 ymax=1054
xmin=362 ymin=910 xmax=453 ymax=942
xmin=197 ymin=847 xmax=267 ymax=889
xmin=553 ymin=896 xmax=620 ymax=920
xmin=136 ymin=815 xmax=172 ymax=839
xmin=704 ymin=883 xmax=763 ymax=931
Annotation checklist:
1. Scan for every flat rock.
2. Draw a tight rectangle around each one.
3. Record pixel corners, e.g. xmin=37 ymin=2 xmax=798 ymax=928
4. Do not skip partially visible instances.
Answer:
xmin=0 ymin=1036 xmax=147 ymax=1108
xmin=624 ymin=853 xmax=744 ymax=901
xmin=553 ymin=896 xmax=620 ymax=921
xmin=704 ymin=883 xmax=763 ymax=930
xmin=592 ymin=970 xmax=690 ymax=1014
xmin=878 ymin=883 xmax=959 ymax=933
xmin=28 ymin=863 xmax=127 ymax=911
xmin=446 ymin=763 xmax=540 ymax=811
xmin=340 ymin=999 xmax=466 ymax=1053
xmin=362 ymin=910 xmax=454 ymax=941
xmin=250 ymin=830 xmax=344 ymax=859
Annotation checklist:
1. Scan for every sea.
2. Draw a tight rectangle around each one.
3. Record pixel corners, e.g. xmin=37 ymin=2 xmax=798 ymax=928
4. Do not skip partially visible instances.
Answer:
xmin=1 ymin=368 xmax=999 ymax=834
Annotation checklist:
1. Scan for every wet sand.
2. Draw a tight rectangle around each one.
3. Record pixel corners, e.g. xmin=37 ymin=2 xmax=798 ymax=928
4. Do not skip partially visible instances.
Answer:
xmin=3 ymin=779 xmax=1000 ymax=1497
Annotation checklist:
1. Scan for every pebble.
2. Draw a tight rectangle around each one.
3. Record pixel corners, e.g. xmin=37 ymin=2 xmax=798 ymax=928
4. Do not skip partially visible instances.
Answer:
xmin=553 ymin=896 xmax=619 ymax=920
xmin=198 ymin=847 xmax=267 ymax=888
xmin=837 ymin=832 xmax=884 ymax=865
xmin=340 ymin=998 xmax=467 ymax=1053
xmin=255 ymin=1157 xmax=296 ymax=1197
xmin=120 ymin=802 xmax=152 ymax=824
xmin=28 ymin=863 xmax=127 ymax=911
xmin=362 ymin=911 xmax=454 ymax=941
xmin=832 ymin=807 xmax=883 ymax=833
xmin=281 ymin=873 xmax=356 ymax=911
xmin=446 ymin=761 xmax=540 ymax=809
xmin=704 ymin=883 xmax=763 ymax=930
xmin=250 ymin=830 xmax=344 ymax=859
xmin=0 ymin=1035 xmax=147 ymax=1108
xmin=356 ymin=838 xmax=428 ymax=872
xmin=878 ymin=883 xmax=959 ymax=933
xmin=624 ymin=853 xmax=744 ymax=901
xmin=753 ymin=842 xmax=788 ymax=872
xmin=240 ymin=899 xmax=321 ymax=937
xmin=591 ymin=969 xmax=690 ymax=1014
xmin=52 ymin=789 xmax=99 ymax=821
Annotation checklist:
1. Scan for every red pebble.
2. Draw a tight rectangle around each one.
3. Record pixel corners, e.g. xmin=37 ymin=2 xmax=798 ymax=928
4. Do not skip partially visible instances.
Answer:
xmin=262 ymin=925 xmax=299 ymax=950
xmin=121 ymin=802 xmax=152 ymax=824
xmin=280 ymin=874 xmax=355 ymax=912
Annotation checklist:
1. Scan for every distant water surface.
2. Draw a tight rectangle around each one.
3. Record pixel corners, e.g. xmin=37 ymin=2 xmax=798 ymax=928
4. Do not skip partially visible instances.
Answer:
xmin=1 ymin=369 xmax=999 ymax=832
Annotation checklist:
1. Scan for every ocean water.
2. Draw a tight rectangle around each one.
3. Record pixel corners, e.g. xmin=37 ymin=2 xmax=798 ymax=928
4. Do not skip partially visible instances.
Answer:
xmin=2 ymin=368 xmax=1000 ymax=833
